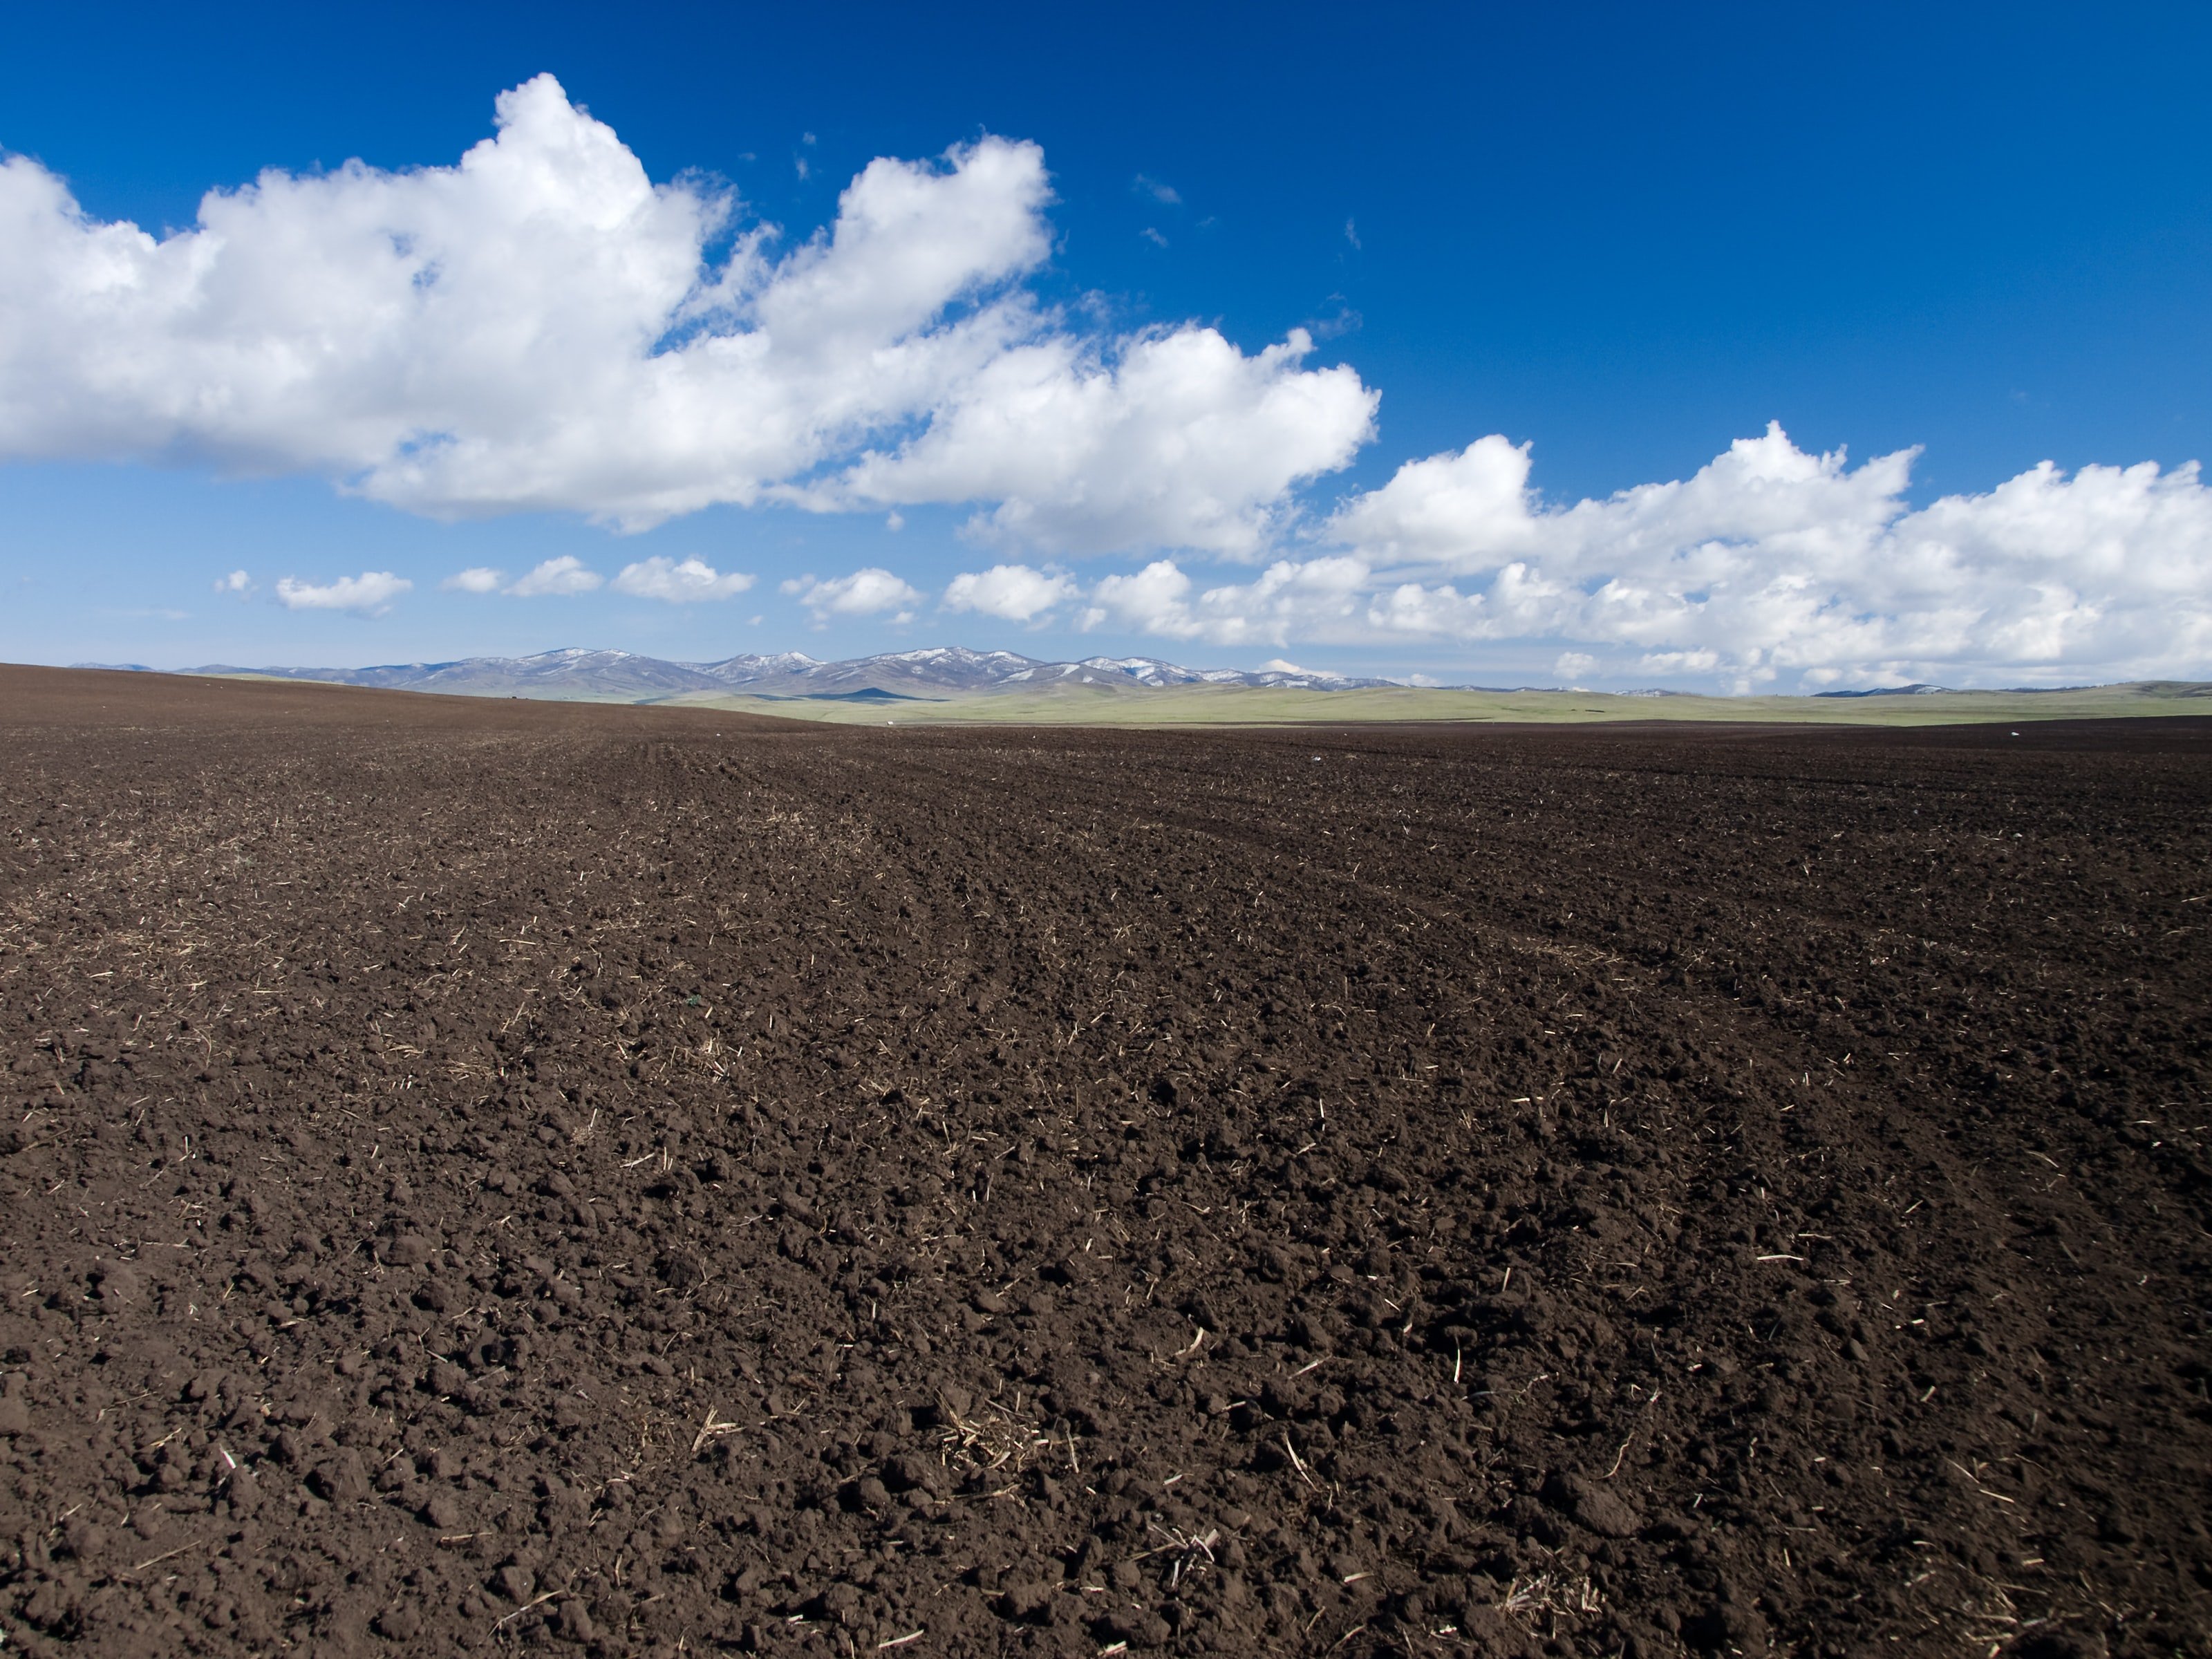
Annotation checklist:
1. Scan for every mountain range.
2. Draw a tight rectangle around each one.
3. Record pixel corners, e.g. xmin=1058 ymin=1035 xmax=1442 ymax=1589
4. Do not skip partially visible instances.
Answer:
xmin=122 ymin=646 xmax=1434 ymax=702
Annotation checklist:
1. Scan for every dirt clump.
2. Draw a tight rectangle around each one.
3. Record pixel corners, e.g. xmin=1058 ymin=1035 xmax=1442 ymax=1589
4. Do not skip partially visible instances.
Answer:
xmin=1 ymin=664 xmax=2208 ymax=1656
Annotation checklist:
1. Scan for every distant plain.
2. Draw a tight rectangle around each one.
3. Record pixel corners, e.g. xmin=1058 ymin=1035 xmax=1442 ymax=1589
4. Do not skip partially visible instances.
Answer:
xmin=654 ymin=679 xmax=2212 ymax=727
xmin=165 ymin=654 xmax=2212 ymax=729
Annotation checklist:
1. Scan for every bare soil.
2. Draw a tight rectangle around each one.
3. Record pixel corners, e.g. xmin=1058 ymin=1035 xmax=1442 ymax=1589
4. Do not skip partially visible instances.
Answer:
xmin=1 ymin=664 xmax=2208 ymax=1658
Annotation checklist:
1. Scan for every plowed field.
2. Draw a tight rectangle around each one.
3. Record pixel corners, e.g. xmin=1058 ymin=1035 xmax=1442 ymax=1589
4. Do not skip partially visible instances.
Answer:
xmin=2 ymin=666 xmax=2208 ymax=1658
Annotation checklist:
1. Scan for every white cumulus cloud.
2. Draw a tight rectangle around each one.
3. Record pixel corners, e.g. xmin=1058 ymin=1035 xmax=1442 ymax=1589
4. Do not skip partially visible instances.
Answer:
xmin=941 ymin=563 xmax=1078 ymax=622
xmin=214 ymin=568 xmax=252 ymax=594
xmin=782 ymin=567 xmax=922 ymax=625
xmin=1071 ymin=427 xmax=2212 ymax=688
xmin=1334 ymin=424 xmax=2212 ymax=686
xmin=442 ymin=566 xmax=505 ymax=593
xmin=505 ymin=556 xmax=601 ymax=597
xmin=611 ymin=555 xmax=754 ymax=602
xmin=830 ymin=326 xmax=1374 ymax=556
xmin=273 ymin=571 xmax=411 ymax=615
xmin=0 ymin=75 xmax=1373 ymax=552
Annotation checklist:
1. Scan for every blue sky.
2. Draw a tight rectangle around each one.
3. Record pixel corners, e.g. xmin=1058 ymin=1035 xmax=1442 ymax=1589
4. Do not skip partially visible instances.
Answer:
xmin=3 ymin=0 xmax=2209 ymax=688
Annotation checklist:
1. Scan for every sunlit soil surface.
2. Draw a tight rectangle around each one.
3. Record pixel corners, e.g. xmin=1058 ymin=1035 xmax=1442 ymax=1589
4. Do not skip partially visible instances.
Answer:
xmin=2 ymin=666 xmax=2207 ymax=1657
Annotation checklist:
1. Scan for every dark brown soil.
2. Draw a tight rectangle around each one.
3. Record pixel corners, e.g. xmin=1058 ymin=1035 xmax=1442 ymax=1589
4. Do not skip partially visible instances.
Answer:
xmin=2 ymin=664 xmax=2208 ymax=1659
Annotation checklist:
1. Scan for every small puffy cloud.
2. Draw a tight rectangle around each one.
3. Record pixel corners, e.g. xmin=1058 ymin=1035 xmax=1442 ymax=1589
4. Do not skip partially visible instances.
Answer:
xmin=1139 ymin=227 xmax=1168 ymax=248
xmin=1329 ymin=435 xmax=1548 ymax=565
xmin=1555 ymin=651 xmax=1597 ymax=683
xmin=442 ymin=566 xmax=505 ymax=593
xmin=0 ymin=76 xmax=1373 ymax=554
xmin=1309 ymin=299 xmax=1362 ymax=341
xmin=1360 ymin=579 xmax=1488 ymax=639
xmin=610 ymin=555 xmax=754 ymax=602
xmin=1640 ymin=648 xmax=1721 ymax=676
xmin=1081 ymin=559 xmax=1192 ymax=638
xmin=782 ymin=567 xmax=922 ymax=625
xmin=214 ymin=568 xmax=252 ymax=594
xmin=506 ymin=556 xmax=601 ymax=597
xmin=1133 ymin=174 xmax=1180 ymax=205
xmin=1082 ymin=554 xmax=1371 ymax=646
xmin=273 ymin=571 xmax=411 ymax=615
xmin=941 ymin=563 xmax=1078 ymax=622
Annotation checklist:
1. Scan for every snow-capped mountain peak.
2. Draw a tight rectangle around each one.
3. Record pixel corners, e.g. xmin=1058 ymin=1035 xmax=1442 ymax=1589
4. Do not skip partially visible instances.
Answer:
xmin=180 ymin=646 xmax=1416 ymax=701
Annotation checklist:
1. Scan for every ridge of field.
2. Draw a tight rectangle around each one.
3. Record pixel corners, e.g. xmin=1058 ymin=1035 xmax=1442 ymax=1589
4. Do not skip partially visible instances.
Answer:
xmin=654 ymin=676 xmax=2212 ymax=727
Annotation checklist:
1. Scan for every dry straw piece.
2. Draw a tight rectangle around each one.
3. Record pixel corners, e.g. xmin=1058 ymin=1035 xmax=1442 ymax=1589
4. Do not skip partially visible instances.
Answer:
xmin=935 ymin=1391 xmax=1050 ymax=1478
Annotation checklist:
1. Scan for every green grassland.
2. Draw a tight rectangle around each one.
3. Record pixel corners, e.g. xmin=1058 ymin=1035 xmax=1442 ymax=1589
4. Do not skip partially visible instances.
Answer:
xmin=648 ymin=678 xmax=2212 ymax=727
